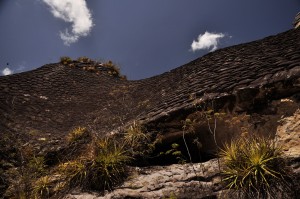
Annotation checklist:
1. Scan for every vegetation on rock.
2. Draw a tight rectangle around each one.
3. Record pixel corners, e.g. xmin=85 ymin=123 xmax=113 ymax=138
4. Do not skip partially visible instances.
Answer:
xmin=66 ymin=127 xmax=89 ymax=144
xmin=59 ymin=56 xmax=127 ymax=79
xmin=220 ymin=136 xmax=292 ymax=198
xmin=59 ymin=56 xmax=72 ymax=65
xmin=55 ymin=135 xmax=132 ymax=193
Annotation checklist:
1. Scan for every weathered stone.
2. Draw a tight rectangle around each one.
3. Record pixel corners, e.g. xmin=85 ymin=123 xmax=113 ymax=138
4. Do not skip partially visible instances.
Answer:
xmin=65 ymin=159 xmax=222 ymax=199
xmin=276 ymin=105 xmax=300 ymax=158
xmin=1 ymin=26 xmax=300 ymax=198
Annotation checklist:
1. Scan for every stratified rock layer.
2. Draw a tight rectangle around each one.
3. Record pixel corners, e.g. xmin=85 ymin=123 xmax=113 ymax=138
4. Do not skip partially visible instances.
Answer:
xmin=65 ymin=159 xmax=222 ymax=199
xmin=0 ymin=28 xmax=300 ymax=198
xmin=1 ymin=29 xmax=300 ymax=139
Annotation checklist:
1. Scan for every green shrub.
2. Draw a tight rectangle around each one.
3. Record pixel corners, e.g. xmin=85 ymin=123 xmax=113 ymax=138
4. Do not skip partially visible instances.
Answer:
xmin=33 ymin=176 xmax=50 ymax=199
xmin=60 ymin=56 xmax=72 ymax=65
xmin=220 ymin=136 xmax=291 ymax=198
xmin=28 ymin=156 xmax=46 ymax=176
xmin=67 ymin=127 xmax=89 ymax=144
xmin=58 ymin=137 xmax=131 ymax=191
xmin=160 ymin=143 xmax=186 ymax=164
xmin=103 ymin=60 xmax=124 ymax=78
xmin=77 ymin=56 xmax=91 ymax=63
xmin=87 ymin=138 xmax=131 ymax=190
xmin=124 ymin=121 xmax=149 ymax=147
xmin=58 ymin=160 xmax=87 ymax=187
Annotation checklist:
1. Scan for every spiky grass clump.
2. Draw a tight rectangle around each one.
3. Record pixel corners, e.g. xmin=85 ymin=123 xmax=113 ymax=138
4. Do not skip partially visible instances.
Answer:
xmin=28 ymin=156 xmax=46 ymax=176
xmin=220 ymin=136 xmax=291 ymax=198
xmin=87 ymin=138 xmax=131 ymax=191
xmin=60 ymin=56 xmax=72 ymax=65
xmin=124 ymin=121 xmax=149 ymax=147
xmin=123 ymin=121 xmax=153 ymax=159
xmin=77 ymin=56 xmax=92 ymax=63
xmin=102 ymin=60 xmax=127 ymax=79
xmin=33 ymin=176 xmax=50 ymax=199
xmin=67 ymin=127 xmax=89 ymax=144
xmin=58 ymin=138 xmax=131 ymax=192
xmin=103 ymin=60 xmax=120 ymax=76
xmin=58 ymin=160 xmax=87 ymax=187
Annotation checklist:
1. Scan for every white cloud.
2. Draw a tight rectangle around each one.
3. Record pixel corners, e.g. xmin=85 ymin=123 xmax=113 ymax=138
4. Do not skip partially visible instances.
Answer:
xmin=191 ymin=31 xmax=225 ymax=52
xmin=2 ymin=68 xmax=13 ymax=76
xmin=42 ymin=0 xmax=93 ymax=45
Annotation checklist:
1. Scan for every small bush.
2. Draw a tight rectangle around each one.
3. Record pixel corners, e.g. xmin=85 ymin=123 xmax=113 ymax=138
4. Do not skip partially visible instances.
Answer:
xmin=103 ymin=60 xmax=124 ymax=78
xmin=60 ymin=56 xmax=72 ymax=65
xmin=28 ymin=156 xmax=46 ymax=176
xmin=33 ymin=176 xmax=50 ymax=199
xmin=220 ymin=136 xmax=291 ymax=198
xmin=58 ymin=160 xmax=87 ymax=187
xmin=58 ymin=137 xmax=131 ymax=191
xmin=87 ymin=138 xmax=131 ymax=190
xmin=77 ymin=56 xmax=91 ymax=63
xmin=67 ymin=127 xmax=89 ymax=144
xmin=160 ymin=143 xmax=186 ymax=164
xmin=123 ymin=121 xmax=155 ymax=160
xmin=124 ymin=121 xmax=149 ymax=147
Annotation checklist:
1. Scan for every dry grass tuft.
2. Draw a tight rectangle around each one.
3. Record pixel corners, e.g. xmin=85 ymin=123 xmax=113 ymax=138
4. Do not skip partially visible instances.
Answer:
xmin=67 ymin=127 xmax=89 ymax=144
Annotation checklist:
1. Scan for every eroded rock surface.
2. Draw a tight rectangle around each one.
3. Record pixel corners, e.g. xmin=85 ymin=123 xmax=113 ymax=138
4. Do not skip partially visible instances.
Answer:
xmin=1 ymin=28 xmax=300 ymax=198
xmin=64 ymin=98 xmax=300 ymax=199
xmin=65 ymin=159 xmax=222 ymax=199
xmin=276 ymin=106 xmax=300 ymax=158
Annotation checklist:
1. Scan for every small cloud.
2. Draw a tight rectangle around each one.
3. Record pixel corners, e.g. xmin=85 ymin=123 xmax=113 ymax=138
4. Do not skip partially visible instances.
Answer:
xmin=2 ymin=68 xmax=13 ymax=76
xmin=191 ymin=31 xmax=226 ymax=52
xmin=42 ymin=0 xmax=93 ymax=46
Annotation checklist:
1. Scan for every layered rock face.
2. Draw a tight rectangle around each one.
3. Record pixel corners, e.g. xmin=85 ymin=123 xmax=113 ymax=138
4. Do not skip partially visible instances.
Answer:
xmin=65 ymin=97 xmax=300 ymax=199
xmin=0 ymin=28 xmax=300 ymax=198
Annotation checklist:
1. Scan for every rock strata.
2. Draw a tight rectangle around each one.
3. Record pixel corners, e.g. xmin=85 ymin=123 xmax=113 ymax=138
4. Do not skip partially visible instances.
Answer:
xmin=65 ymin=159 xmax=222 ymax=199
xmin=0 ymin=28 xmax=300 ymax=198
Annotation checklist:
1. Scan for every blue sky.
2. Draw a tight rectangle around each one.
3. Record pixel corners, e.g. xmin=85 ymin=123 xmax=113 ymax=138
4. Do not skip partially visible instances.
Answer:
xmin=0 ymin=0 xmax=299 ymax=79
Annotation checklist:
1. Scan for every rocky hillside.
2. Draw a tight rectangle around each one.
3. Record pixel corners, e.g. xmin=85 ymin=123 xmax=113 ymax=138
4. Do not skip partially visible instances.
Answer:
xmin=0 ymin=28 xmax=300 ymax=198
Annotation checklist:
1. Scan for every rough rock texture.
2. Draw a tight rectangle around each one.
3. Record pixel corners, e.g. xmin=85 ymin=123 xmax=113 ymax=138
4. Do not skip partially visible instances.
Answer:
xmin=1 ymin=28 xmax=300 ymax=198
xmin=276 ymin=103 xmax=300 ymax=158
xmin=65 ymin=159 xmax=222 ymax=199
xmin=1 ymin=29 xmax=300 ymax=139
xmin=294 ymin=12 xmax=300 ymax=28
xmin=64 ymin=98 xmax=300 ymax=199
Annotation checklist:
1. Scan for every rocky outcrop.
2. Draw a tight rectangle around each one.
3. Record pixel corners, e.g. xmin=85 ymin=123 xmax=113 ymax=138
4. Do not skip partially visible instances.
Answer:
xmin=1 ymin=29 xmax=300 ymax=139
xmin=65 ymin=159 xmax=222 ymax=199
xmin=1 ymin=28 xmax=300 ymax=198
xmin=64 ymin=97 xmax=300 ymax=199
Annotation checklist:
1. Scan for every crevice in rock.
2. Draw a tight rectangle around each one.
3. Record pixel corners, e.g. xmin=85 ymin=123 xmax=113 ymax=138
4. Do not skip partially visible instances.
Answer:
xmin=135 ymin=132 xmax=218 ymax=167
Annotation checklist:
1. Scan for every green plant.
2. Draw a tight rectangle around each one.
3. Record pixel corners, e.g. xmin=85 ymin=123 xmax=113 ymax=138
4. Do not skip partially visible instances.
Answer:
xmin=160 ymin=143 xmax=186 ymax=164
xmin=28 ymin=156 xmax=46 ymax=176
xmin=220 ymin=136 xmax=290 ymax=198
xmin=77 ymin=56 xmax=91 ymax=63
xmin=124 ymin=121 xmax=149 ymax=147
xmin=58 ymin=160 xmax=87 ymax=187
xmin=67 ymin=127 xmax=89 ymax=143
xmin=58 ymin=137 xmax=131 ymax=191
xmin=33 ymin=176 xmax=50 ymax=199
xmin=103 ymin=60 xmax=126 ymax=79
xmin=60 ymin=56 xmax=72 ymax=65
xmin=87 ymin=138 xmax=131 ymax=190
